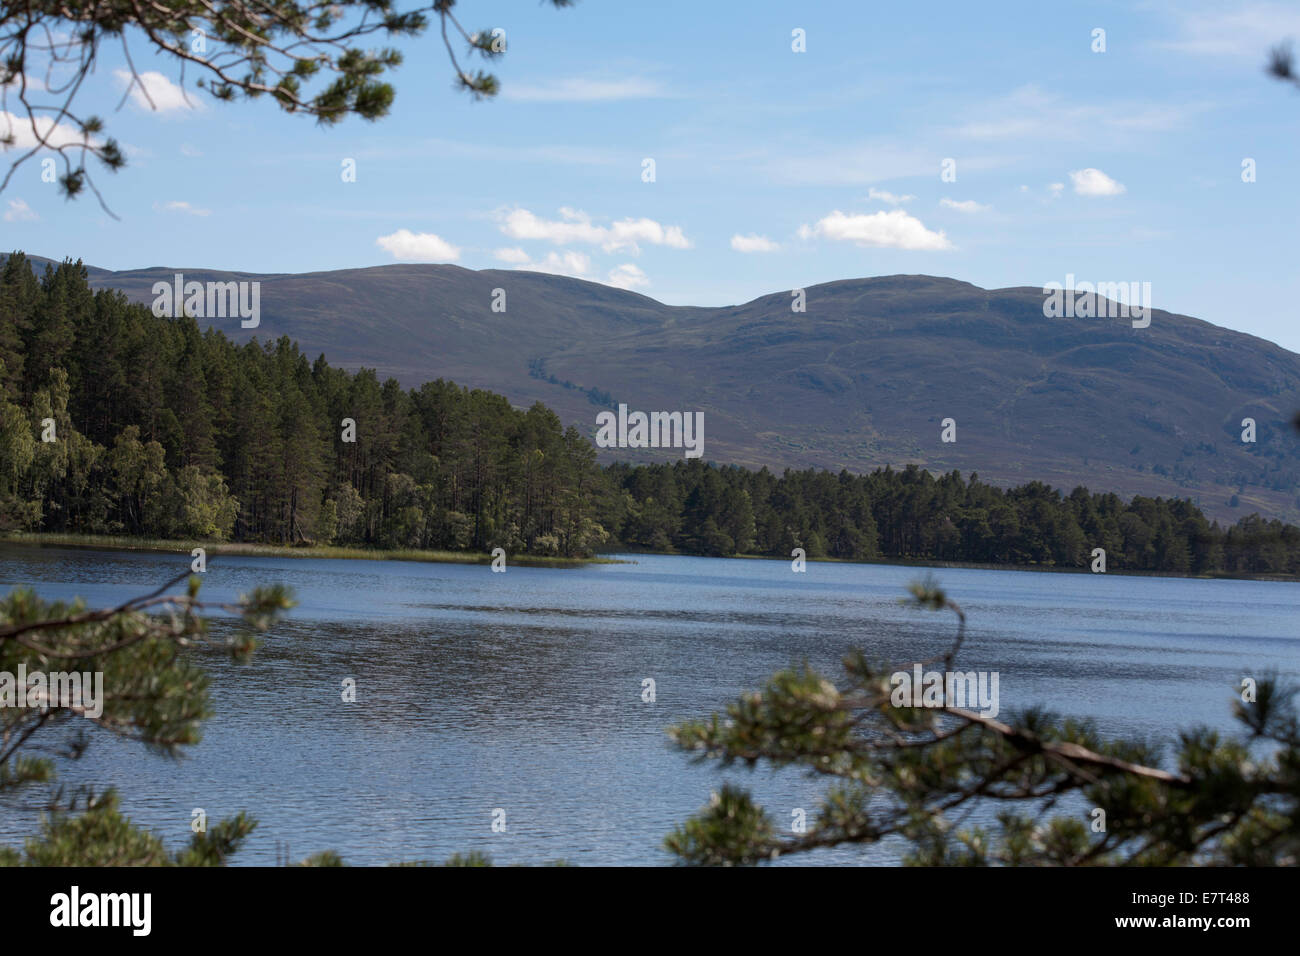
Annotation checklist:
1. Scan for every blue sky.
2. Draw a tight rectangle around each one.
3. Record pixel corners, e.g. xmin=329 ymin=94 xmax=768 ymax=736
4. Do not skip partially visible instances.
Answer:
xmin=4 ymin=0 xmax=1300 ymax=350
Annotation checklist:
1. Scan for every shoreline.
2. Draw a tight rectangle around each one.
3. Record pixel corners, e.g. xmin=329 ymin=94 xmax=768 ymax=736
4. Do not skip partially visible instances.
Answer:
xmin=0 ymin=533 xmax=622 ymax=569
xmin=2 ymin=533 xmax=1295 ymax=582
xmin=610 ymin=548 xmax=1300 ymax=583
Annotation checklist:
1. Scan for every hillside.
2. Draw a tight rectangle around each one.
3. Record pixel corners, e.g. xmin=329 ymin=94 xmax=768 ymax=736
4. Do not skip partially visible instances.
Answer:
xmin=13 ymin=255 xmax=1299 ymax=524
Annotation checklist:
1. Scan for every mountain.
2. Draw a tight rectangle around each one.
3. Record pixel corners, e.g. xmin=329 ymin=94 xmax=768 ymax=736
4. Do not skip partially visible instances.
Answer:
xmin=14 ymin=256 xmax=1300 ymax=524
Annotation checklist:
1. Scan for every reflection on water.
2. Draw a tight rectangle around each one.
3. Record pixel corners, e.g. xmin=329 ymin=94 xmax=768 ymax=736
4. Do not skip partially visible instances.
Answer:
xmin=0 ymin=544 xmax=1297 ymax=865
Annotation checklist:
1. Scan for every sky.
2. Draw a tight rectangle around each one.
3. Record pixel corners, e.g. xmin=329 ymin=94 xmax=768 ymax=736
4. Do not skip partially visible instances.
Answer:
xmin=4 ymin=0 xmax=1300 ymax=351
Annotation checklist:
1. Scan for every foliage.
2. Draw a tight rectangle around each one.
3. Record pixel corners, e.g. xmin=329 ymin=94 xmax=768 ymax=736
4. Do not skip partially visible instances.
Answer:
xmin=609 ymin=459 xmax=1300 ymax=574
xmin=666 ymin=582 xmax=1300 ymax=865
xmin=0 ymin=569 xmax=293 ymax=865
xmin=0 ymin=790 xmax=256 ymax=866
xmin=1268 ymin=43 xmax=1300 ymax=89
xmin=0 ymin=254 xmax=610 ymax=557
xmin=0 ymin=1 xmax=573 ymax=209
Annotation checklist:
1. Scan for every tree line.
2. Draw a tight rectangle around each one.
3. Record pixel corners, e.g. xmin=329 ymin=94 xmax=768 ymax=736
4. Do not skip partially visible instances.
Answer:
xmin=0 ymin=255 xmax=607 ymax=557
xmin=2 ymin=254 xmax=1298 ymax=573
xmin=607 ymin=460 xmax=1300 ymax=574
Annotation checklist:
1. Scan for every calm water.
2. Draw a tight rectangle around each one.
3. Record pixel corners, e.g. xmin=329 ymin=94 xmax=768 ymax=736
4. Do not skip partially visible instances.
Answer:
xmin=1 ymin=544 xmax=1297 ymax=865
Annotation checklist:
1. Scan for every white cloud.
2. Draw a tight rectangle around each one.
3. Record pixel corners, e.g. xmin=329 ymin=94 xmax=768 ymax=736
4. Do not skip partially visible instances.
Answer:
xmin=498 ymin=207 xmax=690 ymax=254
xmin=2 ymin=72 xmax=31 ymax=90
xmin=329 ymin=138 xmax=620 ymax=168
xmin=504 ymin=249 xmax=592 ymax=278
xmin=1048 ymin=182 xmax=1065 ymax=197
xmin=536 ymin=250 xmax=592 ymax=276
xmin=1154 ymin=1 xmax=1300 ymax=57
xmin=867 ymin=187 xmax=915 ymax=205
xmin=155 ymin=200 xmax=210 ymax=217
xmin=180 ymin=143 xmax=203 ymax=157
xmin=375 ymin=229 xmax=461 ymax=262
xmin=3 ymin=198 xmax=37 ymax=222
xmin=1069 ymin=168 xmax=1126 ymax=197
xmin=498 ymin=248 xmax=648 ymax=290
xmin=765 ymin=143 xmax=943 ymax=186
xmin=960 ymin=120 xmax=1039 ymax=139
xmin=606 ymin=263 xmax=649 ymax=290
xmin=939 ymin=198 xmax=989 ymax=213
xmin=113 ymin=69 xmax=202 ymax=113
xmin=730 ymin=233 xmax=779 ymax=253
xmin=493 ymin=246 xmax=532 ymax=264
xmin=798 ymin=209 xmax=952 ymax=251
xmin=956 ymin=84 xmax=1209 ymax=141
xmin=0 ymin=109 xmax=97 ymax=150
xmin=503 ymin=77 xmax=666 ymax=102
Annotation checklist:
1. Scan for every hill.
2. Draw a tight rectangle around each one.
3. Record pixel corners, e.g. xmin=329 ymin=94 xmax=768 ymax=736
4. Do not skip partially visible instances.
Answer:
xmin=12 ymin=255 xmax=1298 ymax=524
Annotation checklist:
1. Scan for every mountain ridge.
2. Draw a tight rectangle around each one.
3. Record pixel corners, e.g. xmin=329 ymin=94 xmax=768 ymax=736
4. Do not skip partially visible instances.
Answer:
xmin=8 ymin=254 xmax=1298 ymax=524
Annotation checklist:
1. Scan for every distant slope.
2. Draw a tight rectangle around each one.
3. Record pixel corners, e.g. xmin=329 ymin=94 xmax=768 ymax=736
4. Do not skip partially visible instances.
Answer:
xmin=13 ymin=255 xmax=1300 ymax=524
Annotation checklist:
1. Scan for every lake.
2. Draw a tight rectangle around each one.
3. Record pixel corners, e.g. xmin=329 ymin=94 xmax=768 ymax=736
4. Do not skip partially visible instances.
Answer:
xmin=1 ymin=544 xmax=1297 ymax=865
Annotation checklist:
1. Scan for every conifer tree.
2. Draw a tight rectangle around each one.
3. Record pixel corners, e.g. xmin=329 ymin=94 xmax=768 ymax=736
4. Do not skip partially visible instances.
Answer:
xmin=0 ymin=571 xmax=292 ymax=865
xmin=1 ymin=2 xmax=575 ymax=209
xmin=665 ymin=581 xmax=1300 ymax=866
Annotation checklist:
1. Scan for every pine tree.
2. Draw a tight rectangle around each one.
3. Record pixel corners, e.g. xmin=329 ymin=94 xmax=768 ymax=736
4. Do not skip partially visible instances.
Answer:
xmin=0 ymin=573 xmax=292 ymax=865
xmin=666 ymin=581 xmax=1300 ymax=866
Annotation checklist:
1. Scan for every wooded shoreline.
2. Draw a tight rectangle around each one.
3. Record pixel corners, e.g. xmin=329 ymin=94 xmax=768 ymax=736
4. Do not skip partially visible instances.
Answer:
xmin=5 ymin=533 xmax=1296 ymax=582
xmin=0 ymin=533 xmax=614 ymax=568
